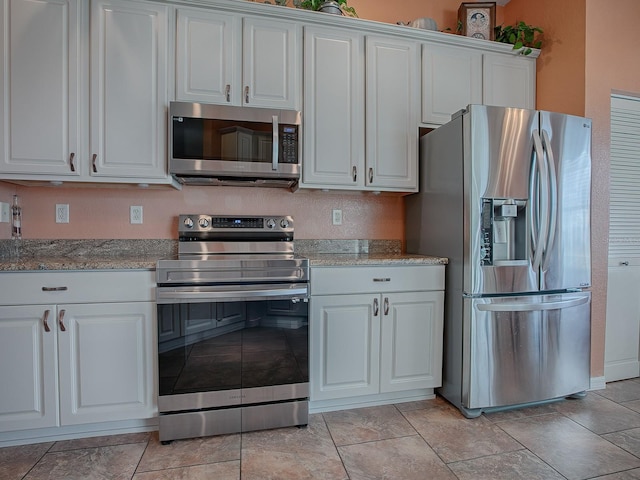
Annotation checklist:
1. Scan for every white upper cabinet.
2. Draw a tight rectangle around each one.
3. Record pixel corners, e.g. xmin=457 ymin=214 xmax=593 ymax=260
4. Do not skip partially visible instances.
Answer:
xmin=0 ymin=0 xmax=172 ymax=184
xmin=176 ymin=9 xmax=240 ymax=104
xmin=301 ymin=30 xmax=418 ymax=193
xmin=301 ymin=26 xmax=364 ymax=188
xmin=422 ymin=44 xmax=482 ymax=125
xmin=421 ymin=45 xmax=536 ymax=125
xmin=176 ymin=8 xmax=301 ymax=110
xmin=0 ymin=0 xmax=83 ymax=177
xmin=482 ymin=52 xmax=536 ymax=109
xmin=89 ymin=0 xmax=169 ymax=179
xmin=365 ymin=35 xmax=419 ymax=192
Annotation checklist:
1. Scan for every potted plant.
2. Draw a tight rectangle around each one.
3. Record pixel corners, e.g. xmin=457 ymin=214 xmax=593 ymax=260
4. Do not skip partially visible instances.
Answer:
xmin=493 ymin=21 xmax=543 ymax=55
xmin=293 ymin=0 xmax=358 ymax=17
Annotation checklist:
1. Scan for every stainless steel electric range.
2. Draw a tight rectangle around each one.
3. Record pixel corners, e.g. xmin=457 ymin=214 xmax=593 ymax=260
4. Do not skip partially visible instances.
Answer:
xmin=155 ymin=215 xmax=309 ymax=443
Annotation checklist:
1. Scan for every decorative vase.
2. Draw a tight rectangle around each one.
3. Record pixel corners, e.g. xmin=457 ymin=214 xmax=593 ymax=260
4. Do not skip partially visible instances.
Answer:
xmin=318 ymin=1 xmax=343 ymax=15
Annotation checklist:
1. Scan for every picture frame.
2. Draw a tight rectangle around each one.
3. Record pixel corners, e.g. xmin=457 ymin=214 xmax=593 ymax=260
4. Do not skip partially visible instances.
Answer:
xmin=458 ymin=2 xmax=496 ymax=41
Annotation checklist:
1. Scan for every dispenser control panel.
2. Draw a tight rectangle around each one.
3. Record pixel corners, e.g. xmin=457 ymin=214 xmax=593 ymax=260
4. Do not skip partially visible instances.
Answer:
xmin=480 ymin=199 xmax=493 ymax=265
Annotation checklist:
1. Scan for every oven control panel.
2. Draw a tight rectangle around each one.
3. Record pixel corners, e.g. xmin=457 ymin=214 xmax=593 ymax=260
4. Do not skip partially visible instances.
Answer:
xmin=179 ymin=215 xmax=294 ymax=234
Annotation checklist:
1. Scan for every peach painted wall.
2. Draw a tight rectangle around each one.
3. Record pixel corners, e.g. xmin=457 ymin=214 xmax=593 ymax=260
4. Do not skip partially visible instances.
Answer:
xmin=503 ymin=0 xmax=586 ymax=116
xmin=584 ymin=0 xmax=640 ymax=377
xmin=0 ymin=182 xmax=403 ymax=240
xmin=348 ymin=0 xmax=504 ymax=33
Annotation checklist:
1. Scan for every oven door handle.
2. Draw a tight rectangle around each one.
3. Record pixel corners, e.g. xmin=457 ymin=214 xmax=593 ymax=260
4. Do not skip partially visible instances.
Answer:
xmin=156 ymin=283 xmax=309 ymax=304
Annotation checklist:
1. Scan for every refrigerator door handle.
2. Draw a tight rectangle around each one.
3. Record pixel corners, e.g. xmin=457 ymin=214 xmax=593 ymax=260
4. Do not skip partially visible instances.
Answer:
xmin=540 ymin=129 xmax=558 ymax=272
xmin=530 ymin=130 xmax=549 ymax=272
xmin=476 ymin=295 xmax=589 ymax=312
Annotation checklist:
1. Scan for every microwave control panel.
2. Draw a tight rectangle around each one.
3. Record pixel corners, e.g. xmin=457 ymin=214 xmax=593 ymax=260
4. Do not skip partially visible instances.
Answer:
xmin=281 ymin=126 xmax=298 ymax=164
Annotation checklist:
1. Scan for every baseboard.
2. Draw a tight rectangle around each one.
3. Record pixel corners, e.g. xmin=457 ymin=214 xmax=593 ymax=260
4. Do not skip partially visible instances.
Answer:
xmin=0 ymin=418 xmax=158 ymax=448
xmin=590 ymin=375 xmax=607 ymax=391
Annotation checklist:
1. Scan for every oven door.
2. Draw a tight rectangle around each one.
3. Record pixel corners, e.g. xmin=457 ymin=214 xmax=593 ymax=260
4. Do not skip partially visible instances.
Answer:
xmin=156 ymin=283 xmax=309 ymax=415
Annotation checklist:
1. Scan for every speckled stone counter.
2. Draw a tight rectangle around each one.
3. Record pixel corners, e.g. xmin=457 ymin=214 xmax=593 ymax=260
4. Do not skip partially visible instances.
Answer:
xmin=0 ymin=239 xmax=176 ymax=271
xmin=0 ymin=239 xmax=447 ymax=271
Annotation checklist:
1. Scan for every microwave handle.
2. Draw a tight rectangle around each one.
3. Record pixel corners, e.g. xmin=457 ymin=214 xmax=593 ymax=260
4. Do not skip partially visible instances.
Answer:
xmin=272 ymin=115 xmax=279 ymax=171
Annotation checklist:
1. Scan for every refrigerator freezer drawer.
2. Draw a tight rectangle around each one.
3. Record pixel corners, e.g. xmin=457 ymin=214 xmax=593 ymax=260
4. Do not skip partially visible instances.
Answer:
xmin=463 ymin=292 xmax=591 ymax=412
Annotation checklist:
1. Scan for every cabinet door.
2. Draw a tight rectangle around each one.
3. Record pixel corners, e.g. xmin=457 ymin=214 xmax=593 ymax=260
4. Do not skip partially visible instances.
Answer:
xmin=242 ymin=17 xmax=300 ymax=109
xmin=380 ymin=291 xmax=444 ymax=393
xmin=175 ymin=7 xmax=241 ymax=105
xmin=57 ymin=302 xmax=156 ymax=425
xmin=605 ymin=263 xmax=640 ymax=381
xmin=89 ymin=0 xmax=168 ymax=179
xmin=482 ymin=53 xmax=535 ymax=109
xmin=0 ymin=0 xmax=83 ymax=176
xmin=422 ymin=44 xmax=482 ymax=125
xmin=302 ymin=26 xmax=364 ymax=188
xmin=310 ymin=294 xmax=380 ymax=401
xmin=0 ymin=305 xmax=58 ymax=432
xmin=365 ymin=35 xmax=419 ymax=191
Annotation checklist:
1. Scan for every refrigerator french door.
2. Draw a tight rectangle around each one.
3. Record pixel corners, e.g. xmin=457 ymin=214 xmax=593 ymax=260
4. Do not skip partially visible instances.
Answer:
xmin=406 ymin=104 xmax=592 ymax=418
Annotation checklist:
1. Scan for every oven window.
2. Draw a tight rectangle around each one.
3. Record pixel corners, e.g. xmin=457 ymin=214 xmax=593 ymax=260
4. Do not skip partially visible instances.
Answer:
xmin=157 ymin=299 xmax=309 ymax=396
xmin=172 ymin=117 xmax=299 ymax=164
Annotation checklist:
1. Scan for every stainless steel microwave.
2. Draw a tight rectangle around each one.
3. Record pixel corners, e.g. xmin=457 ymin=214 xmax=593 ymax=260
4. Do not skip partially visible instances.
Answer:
xmin=169 ymin=101 xmax=302 ymax=188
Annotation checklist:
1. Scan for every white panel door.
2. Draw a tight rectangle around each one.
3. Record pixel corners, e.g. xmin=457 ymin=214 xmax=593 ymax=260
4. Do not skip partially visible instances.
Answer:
xmin=482 ymin=53 xmax=535 ymax=109
xmin=422 ymin=44 xmax=482 ymax=125
xmin=57 ymin=302 xmax=156 ymax=425
xmin=310 ymin=294 xmax=380 ymax=401
xmin=302 ymin=26 xmax=364 ymax=188
xmin=89 ymin=0 xmax=168 ymax=179
xmin=175 ymin=7 xmax=241 ymax=104
xmin=380 ymin=291 xmax=444 ymax=393
xmin=605 ymin=263 xmax=640 ymax=381
xmin=0 ymin=0 xmax=83 ymax=176
xmin=365 ymin=35 xmax=419 ymax=191
xmin=242 ymin=17 xmax=300 ymax=109
xmin=0 ymin=305 xmax=58 ymax=432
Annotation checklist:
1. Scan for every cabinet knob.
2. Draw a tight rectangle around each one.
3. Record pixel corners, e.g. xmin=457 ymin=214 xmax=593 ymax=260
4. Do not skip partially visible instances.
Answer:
xmin=373 ymin=297 xmax=379 ymax=316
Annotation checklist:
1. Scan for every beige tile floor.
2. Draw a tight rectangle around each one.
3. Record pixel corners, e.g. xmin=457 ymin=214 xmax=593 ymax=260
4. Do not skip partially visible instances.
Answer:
xmin=5 ymin=379 xmax=640 ymax=479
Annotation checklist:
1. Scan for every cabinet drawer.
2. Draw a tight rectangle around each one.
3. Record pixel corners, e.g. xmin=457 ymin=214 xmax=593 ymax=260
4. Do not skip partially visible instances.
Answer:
xmin=0 ymin=270 xmax=155 ymax=305
xmin=311 ymin=265 xmax=444 ymax=295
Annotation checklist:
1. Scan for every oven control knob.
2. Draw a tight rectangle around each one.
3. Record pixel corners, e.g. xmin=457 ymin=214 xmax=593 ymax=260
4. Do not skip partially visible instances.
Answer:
xmin=266 ymin=218 xmax=276 ymax=229
xmin=198 ymin=217 xmax=210 ymax=228
xmin=183 ymin=217 xmax=194 ymax=229
xmin=280 ymin=218 xmax=290 ymax=229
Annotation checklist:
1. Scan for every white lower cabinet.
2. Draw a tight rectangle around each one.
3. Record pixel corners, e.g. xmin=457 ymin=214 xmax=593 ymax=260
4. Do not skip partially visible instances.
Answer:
xmin=0 ymin=271 xmax=156 ymax=436
xmin=310 ymin=265 xmax=444 ymax=408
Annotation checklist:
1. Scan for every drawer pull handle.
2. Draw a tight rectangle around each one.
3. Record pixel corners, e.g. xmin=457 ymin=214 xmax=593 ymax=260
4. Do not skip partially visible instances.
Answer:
xmin=92 ymin=154 xmax=98 ymax=173
xmin=373 ymin=278 xmax=391 ymax=282
xmin=225 ymin=84 xmax=231 ymax=102
xmin=352 ymin=165 xmax=357 ymax=182
xmin=42 ymin=309 xmax=51 ymax=333
xmin=42 ymin=286 xmax=68 ymax=292
xmin=383 ymin=297 xmax=389 ymax=315
xmin=244 ymin=86 xmax=250 ymax=104
xmin=373 ymin=297 xmax=379 ymax=316
xmin=69 ymin=152 xmax=76 ymax=172
xmin=58 ymin=309 xmax=67 ymax=332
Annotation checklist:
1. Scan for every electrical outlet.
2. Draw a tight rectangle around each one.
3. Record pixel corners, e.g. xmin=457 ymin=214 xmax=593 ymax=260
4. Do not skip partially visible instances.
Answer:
xmin=332 ymin=209 xmax=342 ymax=225
xmin=0 ymin=202 xmax=9 ymax=223
xmin=55 ymin=204 xmax=69 ymax=224
xmin=130 ymin=206 xmax=143 ymax=224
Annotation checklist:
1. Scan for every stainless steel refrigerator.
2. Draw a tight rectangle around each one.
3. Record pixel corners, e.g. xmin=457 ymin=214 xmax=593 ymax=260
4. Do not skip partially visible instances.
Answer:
xmin=406 ymin=105 xmax=592 ymax=418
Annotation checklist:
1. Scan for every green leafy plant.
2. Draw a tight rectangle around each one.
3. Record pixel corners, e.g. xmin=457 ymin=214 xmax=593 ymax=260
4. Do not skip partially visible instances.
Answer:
xmin=293 ymin=0 xmax=358 ymax=17
xmin=494 ymin=21 xmax=543 ymax=55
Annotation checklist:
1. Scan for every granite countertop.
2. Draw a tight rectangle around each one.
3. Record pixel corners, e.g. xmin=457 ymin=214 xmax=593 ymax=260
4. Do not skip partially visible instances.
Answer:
xmin=305 ymin=253 xmax=447 ymax=266
xmin=0 ymin=239 xmax=448 ymax=271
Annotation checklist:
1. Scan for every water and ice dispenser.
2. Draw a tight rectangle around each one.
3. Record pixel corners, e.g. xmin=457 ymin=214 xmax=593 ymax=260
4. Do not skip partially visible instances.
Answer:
xmin=480 ymin=198 xmax=528 ymax=266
